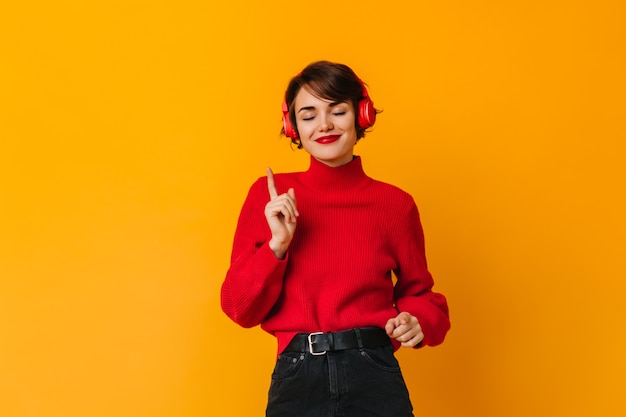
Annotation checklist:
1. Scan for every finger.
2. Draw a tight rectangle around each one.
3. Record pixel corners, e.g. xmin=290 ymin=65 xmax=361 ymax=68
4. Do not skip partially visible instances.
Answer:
xmin=391 ymin=316 xmax=418 ymax=339
xmin=407 ymin=330 xmax=425 ymax=347
xmin=397 ymin=312 xmax=410 ymax=324
xmin=278 ymin=200 xmax=297 ymax=224
xmin=271 ymin=191 xmax=298 ymax=222
xmin=389 ymin=314 xmax=405 ymax=334
xmin=398 ymin=323 xmax=422 ymax=345
xmin=287 ymin=188 xmax=299 ymax=217
xmin=385 ymin=319 xmax=396 ymax=336
xmin=266 ymin=167 xmax=278 ymax=199
xmin=402 ymin=333 xmax=424 ymax=348
xmin=395 ymin=326 xmax=419 ymax=344
xmin=267 ymin=196 xmax=297 ymax=223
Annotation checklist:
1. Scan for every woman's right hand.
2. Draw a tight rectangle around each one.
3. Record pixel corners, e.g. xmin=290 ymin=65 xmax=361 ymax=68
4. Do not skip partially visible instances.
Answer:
xmin=264 ymin=167 xmax=298 ymax=259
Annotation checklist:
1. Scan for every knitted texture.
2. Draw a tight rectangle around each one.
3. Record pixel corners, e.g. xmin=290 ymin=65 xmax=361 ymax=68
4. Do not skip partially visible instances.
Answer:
xmin=221 ymin=156 xmax=450 ymax=354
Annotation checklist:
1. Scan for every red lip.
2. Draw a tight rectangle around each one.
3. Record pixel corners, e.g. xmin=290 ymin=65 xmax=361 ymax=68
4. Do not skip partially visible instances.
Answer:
xmin=315 ymin=135 xmax=341 ymax=144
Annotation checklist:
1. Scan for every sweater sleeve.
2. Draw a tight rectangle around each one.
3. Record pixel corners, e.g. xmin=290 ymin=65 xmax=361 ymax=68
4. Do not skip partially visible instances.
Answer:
xmin=392 ymin=197 xmax=450 ymax=347
xmin=220 ymin=178 xmax=288 ymax=328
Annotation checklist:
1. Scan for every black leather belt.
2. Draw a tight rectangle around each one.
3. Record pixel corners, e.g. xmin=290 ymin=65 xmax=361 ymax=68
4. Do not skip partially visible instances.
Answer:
xmin=284 ymin=327 xmax=390 ymax=355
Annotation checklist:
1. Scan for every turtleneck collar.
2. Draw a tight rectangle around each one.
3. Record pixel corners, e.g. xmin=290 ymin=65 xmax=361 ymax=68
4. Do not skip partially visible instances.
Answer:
xmin=299 ymin=155 xmax=371 ymax=193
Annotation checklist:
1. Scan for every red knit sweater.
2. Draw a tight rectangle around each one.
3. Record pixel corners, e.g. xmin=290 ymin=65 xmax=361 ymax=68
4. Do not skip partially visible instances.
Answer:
xmin=221 ymin=156 xmax=450 ymax=354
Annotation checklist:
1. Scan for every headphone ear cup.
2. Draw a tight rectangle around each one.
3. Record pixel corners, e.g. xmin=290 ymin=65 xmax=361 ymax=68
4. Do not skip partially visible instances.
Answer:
xmin=282 ymin=102 xmax=299 ymax=139
xmin=358 ymin=97 xmax=376 ymax=129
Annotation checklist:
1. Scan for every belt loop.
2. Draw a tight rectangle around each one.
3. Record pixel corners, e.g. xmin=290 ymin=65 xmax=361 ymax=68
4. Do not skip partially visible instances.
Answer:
xmin=327 ymin=332 xmax=334 ymax=351
xmin=354 ymin=328 xmax=364 ymax=349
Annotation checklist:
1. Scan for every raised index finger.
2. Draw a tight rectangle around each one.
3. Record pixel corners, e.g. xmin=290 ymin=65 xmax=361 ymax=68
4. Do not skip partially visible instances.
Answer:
xmin=266 ymin=167 xmax=278 ymax=199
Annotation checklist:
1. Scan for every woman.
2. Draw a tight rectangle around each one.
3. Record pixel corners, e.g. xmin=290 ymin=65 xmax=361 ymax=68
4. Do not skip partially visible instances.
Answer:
xmin=221 ymin=61 xmax=450 ymax=417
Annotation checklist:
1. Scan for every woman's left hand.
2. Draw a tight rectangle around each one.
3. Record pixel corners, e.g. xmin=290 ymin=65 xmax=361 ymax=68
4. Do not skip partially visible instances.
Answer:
xmin=385 ymin=312 xmax=424 ymax=348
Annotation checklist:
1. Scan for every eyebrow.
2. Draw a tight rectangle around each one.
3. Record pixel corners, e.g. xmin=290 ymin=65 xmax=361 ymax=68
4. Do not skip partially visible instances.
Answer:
xmin=297 ymin=101 xmax=346 ymax=113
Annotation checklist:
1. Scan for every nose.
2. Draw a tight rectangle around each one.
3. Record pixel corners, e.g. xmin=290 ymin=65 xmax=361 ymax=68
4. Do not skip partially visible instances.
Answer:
xmin=318 ymin=114 xmax=333 ymax=132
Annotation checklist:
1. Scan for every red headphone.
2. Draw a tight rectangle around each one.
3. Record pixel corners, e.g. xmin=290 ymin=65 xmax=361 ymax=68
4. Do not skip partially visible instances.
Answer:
xmin=282 ymin=78 xmax=376 ymax=140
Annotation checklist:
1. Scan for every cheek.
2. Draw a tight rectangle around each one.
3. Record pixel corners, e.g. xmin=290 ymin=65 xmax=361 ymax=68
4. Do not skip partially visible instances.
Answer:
xmin=343 ymin=120 xmax=358 ymax=137
xmin=342 ymin=115 xmax=357 ymax=133
xmin=295 ymin=122 xmax=312 ymax=138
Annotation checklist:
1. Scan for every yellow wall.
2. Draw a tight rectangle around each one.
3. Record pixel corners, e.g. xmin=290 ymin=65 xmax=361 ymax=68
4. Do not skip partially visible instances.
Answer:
xmin=1 ymin=1 xmax=624 ymax=416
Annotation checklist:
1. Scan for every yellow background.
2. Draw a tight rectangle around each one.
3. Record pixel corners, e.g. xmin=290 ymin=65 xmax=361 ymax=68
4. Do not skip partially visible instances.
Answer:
xmin=1 ymin=1 xmax=624 ymax=416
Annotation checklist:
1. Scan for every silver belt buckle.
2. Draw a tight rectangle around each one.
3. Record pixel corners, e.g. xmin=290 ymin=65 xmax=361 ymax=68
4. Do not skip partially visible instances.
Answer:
xmin=308 ymin=332 xmax=326 ymax=355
